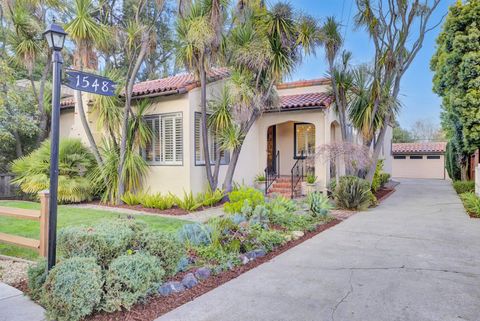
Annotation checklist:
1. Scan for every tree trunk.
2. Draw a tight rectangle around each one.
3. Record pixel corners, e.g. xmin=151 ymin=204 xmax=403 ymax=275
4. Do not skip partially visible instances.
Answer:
xmin=199 ymin=62 xmax=215 ymax=189
xmin=75 ymin=90 xmax=104 ymax=166
xmin=365 ymin=122 xmax=388 ymax=183
xmin=213 ymin=142 xmax=221 ymax=188
xmin=117 ymin=32 xmax=149 ymax=204
xmin=35 ymin=58 xmax=51 ymax=145
xmin=12 ymin=130 xmax=23 ymax=158
xmin=222 ymin=110 xmax=259 ymax=192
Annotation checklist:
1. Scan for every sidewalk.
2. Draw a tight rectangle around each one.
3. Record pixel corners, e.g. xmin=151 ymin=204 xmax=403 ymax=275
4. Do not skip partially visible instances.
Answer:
xmin=0 ymin=282 xmax=45 ymax=321
xmin=155 ymin=179 xmax=480 ymax=321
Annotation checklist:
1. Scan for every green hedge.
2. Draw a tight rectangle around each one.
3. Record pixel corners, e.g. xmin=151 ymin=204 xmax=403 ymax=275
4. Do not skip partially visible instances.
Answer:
xmin=452 ymin=181 xmax=475 ymax=194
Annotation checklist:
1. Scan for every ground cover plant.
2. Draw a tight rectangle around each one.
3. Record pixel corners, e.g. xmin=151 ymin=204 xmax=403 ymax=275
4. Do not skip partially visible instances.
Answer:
xmin=459 ymin=192 xmax=480 ymax=218
xmin=453 ymin=181 xmax=475 ymax=195
xmin=26 ymin=189 xmax=335 ymax=321
xmin=0 ymin=200 xmax=188 ymax=259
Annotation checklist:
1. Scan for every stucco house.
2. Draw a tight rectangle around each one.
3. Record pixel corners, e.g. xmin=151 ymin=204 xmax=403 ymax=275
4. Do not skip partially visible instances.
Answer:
xmin=392 ymin=142 xmax=448 ymax=180
xmin=59 ymin=68 xmax=393 ymax=197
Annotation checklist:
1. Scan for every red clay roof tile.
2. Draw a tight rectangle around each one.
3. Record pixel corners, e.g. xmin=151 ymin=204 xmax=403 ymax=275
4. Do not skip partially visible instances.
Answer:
xmin=265 ymin=92 xmax=331 ymax=112
xmin=392 ymin=142 xmax=447 ymax=154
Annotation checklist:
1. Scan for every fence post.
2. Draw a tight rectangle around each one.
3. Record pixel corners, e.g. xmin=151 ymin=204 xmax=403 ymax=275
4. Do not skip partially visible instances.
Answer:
xmin=38 ymin=190 xmax=50 ymax=257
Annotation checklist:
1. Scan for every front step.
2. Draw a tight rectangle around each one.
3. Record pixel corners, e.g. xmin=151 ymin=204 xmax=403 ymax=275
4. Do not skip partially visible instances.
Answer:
xmin=267 ymin=177 xmax=302 ymax=199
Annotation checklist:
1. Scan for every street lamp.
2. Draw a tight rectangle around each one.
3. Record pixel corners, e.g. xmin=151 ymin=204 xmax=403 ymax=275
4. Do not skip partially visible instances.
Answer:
xmin=43 ymin=22 xmax=67 ymax=270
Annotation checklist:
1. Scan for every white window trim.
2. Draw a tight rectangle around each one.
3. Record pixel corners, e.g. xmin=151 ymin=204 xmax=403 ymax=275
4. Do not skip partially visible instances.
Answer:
xmin=194 ymin=112 xmax=230 ymax=166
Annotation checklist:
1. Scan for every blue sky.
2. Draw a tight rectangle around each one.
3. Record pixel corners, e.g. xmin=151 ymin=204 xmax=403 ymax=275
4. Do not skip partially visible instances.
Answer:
xmin=270 ymin=0 xmax=455 ymax=129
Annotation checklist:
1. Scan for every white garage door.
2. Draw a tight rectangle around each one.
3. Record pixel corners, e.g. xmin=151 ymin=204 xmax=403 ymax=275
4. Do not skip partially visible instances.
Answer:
xmin=392 ymin=154 xmax=446 ymax=179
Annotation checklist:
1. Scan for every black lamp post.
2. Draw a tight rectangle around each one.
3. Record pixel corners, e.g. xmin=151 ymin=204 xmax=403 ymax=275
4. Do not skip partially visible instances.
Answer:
xmin=43 ymin=22 xmax=67 ymax=271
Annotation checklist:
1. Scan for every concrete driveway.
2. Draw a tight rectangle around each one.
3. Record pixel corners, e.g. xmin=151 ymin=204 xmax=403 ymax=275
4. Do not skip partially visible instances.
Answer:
xmin=156 ymin=179 xmax=480 ymax=321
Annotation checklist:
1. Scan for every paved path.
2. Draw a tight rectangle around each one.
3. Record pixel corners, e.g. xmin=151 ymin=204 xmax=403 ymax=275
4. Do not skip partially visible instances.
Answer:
xmin=69 ymin=204 xmax=225 ymax=223
xmin=0 ymin=283 xmax=45 ymax=321
xmin=156 ymin=179 xmax=480 ymax=321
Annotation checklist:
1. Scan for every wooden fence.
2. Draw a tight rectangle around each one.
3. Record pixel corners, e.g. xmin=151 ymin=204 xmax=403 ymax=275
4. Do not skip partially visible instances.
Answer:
xmin=0 ymin=173 xmax=18 ymax=199
xmin=0 ymin=191 xmax=49 ymax=257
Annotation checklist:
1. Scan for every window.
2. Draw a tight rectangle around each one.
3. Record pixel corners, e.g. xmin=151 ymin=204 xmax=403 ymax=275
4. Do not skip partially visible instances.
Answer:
xmin=194 ymin=112 xmax=229 ymax=165
xmin=294 ymin=123 xmax=315 ymax=158
xmin=143 ymin=113 xmax=183 ymax=165
xmin=410 ymin=155 xmax=423 ymax=160
xmin=427 ymin=155 xmax=441 ymax=160
xmin=394 ymin=155 xmax=406 ymax=159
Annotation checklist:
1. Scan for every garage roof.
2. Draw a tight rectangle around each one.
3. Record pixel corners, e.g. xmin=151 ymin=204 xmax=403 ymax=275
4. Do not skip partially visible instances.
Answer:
xmin=392 ymin=142 xmax=447 ymax=154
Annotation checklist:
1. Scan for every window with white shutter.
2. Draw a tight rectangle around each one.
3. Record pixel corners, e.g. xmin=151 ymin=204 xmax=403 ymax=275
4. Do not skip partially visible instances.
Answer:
xmin=143 ymin=113 xmax=183 ymax=165
xmin=194 ymin=112 xmax=229 ymax=165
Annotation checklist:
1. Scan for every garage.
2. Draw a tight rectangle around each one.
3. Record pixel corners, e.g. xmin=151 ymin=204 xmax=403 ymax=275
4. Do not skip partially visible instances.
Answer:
xmin=392 ymin=142 xmax=448 ymax=179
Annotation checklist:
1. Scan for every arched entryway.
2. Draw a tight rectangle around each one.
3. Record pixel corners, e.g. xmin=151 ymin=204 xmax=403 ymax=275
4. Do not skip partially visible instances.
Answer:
xmin=266 ymin=121 xmax=316 ymax=176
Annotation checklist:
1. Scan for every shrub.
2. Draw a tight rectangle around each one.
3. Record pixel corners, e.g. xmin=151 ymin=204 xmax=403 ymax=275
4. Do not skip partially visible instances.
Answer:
xmin=121 ymin=191 xmax=143 ymax=206
xmin=173 ymin=190 xmax=203 ymax=211
xmin=27 ymin=259 xmax=47 ymax=301
xmin=139 ymin=230 xmax=185 ymax=276
xmin=200 ymin=187 xmax=224 ymax=207
xmin=453 ymin=181 xmax=475 ymax=194
xmin=371 ymin=160 xmax=385 ymax=192
xmin=257 ymin=229 xmax=286 ymax=251
xmin=141 ymin=193 xmax=175 ymax=210
xmin=306 ymin=173 xmax=317 ymax=184
xmin=207 ymin=216 xmax=259 ymax=253
xmin=307 ymin=192 xmax=332 ymax=217
xmin=249 ymin=205 xmax=270 ymax=228
xmin=102 ymin=253 xmax=164 ymax=312
xmin=333 ymin=176 xmax=373 ymax=211
xmin=379 ymin=173 xmax=391 ymax=186
xmin=177 ymin=223 xmax=212 ymax=246
xmin=460 ymin=192 xmax=480 ymax=218
xmin=58 ymin=220 xmax=135 ymax=266
xmin=11 ymin=139 xmax=97 ymax=203
xmin=42 ymin=257 xmax=103 ymax=321
xmin=224 ymin=186 xmax=265 ymax=214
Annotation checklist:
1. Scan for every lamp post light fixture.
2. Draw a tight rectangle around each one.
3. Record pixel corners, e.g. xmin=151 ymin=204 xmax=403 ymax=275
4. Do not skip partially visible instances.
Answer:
xmin=43 ymin=22 xmax=67 ymax=270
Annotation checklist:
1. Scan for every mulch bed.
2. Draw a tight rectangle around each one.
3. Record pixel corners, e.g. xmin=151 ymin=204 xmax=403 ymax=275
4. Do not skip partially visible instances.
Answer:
xmin=86 ymin=219 xmax=340 ymax=321
xmin=88 ymin=201 xmax=225 ymax=216
xmin=13 ymin=219 xmax=340 ymax=321
xmin=374 ymin=187 xmax=395 ymax=202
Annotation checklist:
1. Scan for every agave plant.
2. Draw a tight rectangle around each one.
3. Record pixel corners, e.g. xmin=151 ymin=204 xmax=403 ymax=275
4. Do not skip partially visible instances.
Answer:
xmin=307 ymin=192 xmax=332 ymax=217
xmin=11 ymin=139 xmax=97 ymax=203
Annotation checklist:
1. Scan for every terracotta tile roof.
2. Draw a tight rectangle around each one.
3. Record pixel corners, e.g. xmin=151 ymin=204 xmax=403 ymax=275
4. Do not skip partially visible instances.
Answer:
xmin=392 ymin=142 xmax=447 ymax=154
xmin=265 ymin=92 xmax=331 ymax=112
xmin=60 ymin=98 xmax=75 ymax=108
xmin=276 ymin=78 xmax=330 ymax=89
xmin=131 ymin=67 xmax=229 ymax=98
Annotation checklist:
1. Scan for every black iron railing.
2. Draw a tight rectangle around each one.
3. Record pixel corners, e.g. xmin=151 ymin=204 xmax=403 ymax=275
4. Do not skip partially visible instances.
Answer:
xmin=291 ymin=152 xmax=305 ymax=198
xmin=264 ymin=151 xmax=280 ymax=194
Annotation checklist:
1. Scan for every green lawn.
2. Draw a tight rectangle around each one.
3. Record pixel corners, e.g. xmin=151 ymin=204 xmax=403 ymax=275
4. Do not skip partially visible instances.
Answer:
xmin=0 ymin=201 xmax=189 ymax=260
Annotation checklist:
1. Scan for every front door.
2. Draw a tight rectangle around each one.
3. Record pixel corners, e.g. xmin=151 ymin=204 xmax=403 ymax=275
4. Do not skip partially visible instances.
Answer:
xmin=267 ymin=125 xmax=276 ymax=173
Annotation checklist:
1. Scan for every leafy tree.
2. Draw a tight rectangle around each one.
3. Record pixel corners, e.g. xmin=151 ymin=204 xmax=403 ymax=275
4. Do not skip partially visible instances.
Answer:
xmin=392 ymin=126 xmax=414 ymax=143
xmin=217 ymin=1 xmax=317 ymax=192
xmin=410 ymin=119 xmax=444 ymax=142
xmin=354 ymin=0 xmax=441 ymax=182
xmin=431 ymin=0 xmax=480 ymax=177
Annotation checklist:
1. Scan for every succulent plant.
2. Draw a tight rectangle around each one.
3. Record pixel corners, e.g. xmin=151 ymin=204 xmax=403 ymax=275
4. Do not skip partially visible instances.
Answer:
xmin=307 ymin=192 xmax=332 ymax=217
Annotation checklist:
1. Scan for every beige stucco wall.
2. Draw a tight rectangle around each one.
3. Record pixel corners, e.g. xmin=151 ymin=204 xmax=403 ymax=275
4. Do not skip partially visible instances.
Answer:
xmin=276 ymin=84 xmax=329 ymax=96
xmin=141 ymin=94 xmax=191 ymax=196
xmin=59 ymin=109 xmax=75 ymax=140
xmin=392 ymin=154 xmax=446 ymax=179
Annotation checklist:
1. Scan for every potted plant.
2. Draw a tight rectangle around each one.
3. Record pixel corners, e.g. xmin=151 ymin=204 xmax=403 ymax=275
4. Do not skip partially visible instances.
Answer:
xmin=302 ymin=173 xmax=317 ymax=195
xmin=254 ymin=173 xmax=266 ymax=191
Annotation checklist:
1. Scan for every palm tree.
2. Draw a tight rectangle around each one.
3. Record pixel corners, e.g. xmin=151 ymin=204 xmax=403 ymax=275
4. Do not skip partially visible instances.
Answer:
xmin=6 ymin=0 xmax=54 ymax=145
xmin=65 ymin=0 xmax=110 ymax=167
xmin=219 ymin=1 xmax=317 ymax=192
xmin=319 ymin=16 xmax=349 ymax=141
xmin=176 ymin=0 xmax=228 ymax=190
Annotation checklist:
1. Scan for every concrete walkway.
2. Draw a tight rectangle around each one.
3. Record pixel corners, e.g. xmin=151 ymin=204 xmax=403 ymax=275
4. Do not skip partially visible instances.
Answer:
xmin=69 ymin=204 xmax=225 ymax=223
xmin=0 ymin=283 xmax=45 ymax=321
xmin=156 ymin=179 xmax=480 ymax=321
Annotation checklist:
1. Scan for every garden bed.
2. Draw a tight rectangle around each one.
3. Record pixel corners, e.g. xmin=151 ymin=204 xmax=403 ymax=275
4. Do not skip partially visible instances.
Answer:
xmin=85 ymin=219 xmax=340 ymax=321
xmin=374 ymin=187 xmax=395 ymax=202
